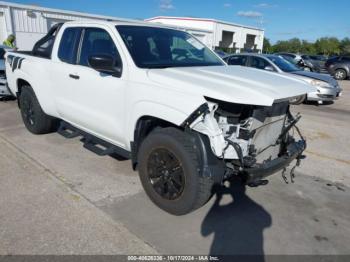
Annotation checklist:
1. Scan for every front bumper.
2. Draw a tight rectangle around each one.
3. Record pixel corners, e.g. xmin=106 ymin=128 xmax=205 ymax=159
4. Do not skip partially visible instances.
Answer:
xmin=242 ymin=139 xmax=306 ymax=183
xmin=307 ymin=87 xmax=338 ymax=102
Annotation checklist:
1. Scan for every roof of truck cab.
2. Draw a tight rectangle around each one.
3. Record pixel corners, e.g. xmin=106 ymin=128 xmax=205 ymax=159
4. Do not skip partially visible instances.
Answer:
xmin=63 ymin=20 xmax=175 ymax=29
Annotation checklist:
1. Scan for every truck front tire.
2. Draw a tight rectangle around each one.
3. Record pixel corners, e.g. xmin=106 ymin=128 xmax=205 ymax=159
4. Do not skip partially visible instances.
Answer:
xmin=19 ymin=86 xmax=58 ymax=134
xmin=138 ymin=127 xmax=214 ymax=215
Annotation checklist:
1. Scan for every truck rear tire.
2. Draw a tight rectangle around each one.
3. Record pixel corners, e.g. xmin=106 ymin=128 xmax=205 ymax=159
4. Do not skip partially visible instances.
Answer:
xmin=138 ymin=127 xmax=214 ymax=215
xmin=19 ymin=86 xmax=58 ymax=134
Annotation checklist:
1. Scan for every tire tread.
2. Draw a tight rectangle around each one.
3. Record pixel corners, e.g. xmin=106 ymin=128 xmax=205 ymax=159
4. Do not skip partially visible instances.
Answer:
xmin=147 ymin=127 xmax=214 ymax=213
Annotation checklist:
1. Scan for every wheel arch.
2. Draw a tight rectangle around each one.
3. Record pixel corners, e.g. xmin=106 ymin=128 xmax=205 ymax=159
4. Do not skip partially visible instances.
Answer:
xmin=130 ymin=115 xmax=181 ymax=169
xmin=337 ymin=66 xmax=349 ymax=74
xmin=130 ymin=115 xmax=226 ymax=184
xmin=17 ymin=78 xmax=31 ymax=93
xmin=16 ymin=78 xmax=33 ymax=108
xmin=15 ymin=76 xmax=57 ymax=116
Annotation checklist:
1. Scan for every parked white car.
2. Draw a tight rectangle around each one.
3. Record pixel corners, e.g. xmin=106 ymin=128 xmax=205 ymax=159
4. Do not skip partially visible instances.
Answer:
xmin=5 ymin=20 xmax=314 ymax=215
xmin=0 ymin=45 xmax=13 ymax=98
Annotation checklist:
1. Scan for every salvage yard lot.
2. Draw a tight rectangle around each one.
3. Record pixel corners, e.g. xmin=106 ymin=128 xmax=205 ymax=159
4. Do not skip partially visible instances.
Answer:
xmin=0 ymin=81 xmax=350 ymax=255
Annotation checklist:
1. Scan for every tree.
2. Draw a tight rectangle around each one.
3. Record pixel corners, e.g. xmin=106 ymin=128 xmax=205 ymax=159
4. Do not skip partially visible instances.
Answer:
xmin=300 ymin=40 xmax=316 ymax=54
xmin=287 ymin=38 xmax=302 ymax=53
xmin=272 ymin=40 xmax=290 ymax=53
xmin=340 ymin=37 xmax=350 ymax=55
xmin=271 ymin=38 xmax=302 ymax=53
xmin=269 ymin=36 xmax=345 ymax=55
xmin=263 ymin=38 xmax=272 ymax=53
xmin=314 ymin=37 xmax=340 ymax=56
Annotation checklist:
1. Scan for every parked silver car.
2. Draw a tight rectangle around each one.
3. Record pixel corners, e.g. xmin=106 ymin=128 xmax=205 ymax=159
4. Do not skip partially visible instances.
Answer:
xmin=224 ymin=53 xmax=342 ymax=104
xmin=0 ymin=45 xmax=13 ymax=98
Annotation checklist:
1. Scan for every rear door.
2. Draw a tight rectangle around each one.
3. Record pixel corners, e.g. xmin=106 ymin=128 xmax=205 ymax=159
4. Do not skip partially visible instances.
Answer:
xmin=52 ymin=25 xmax=127 ymax=147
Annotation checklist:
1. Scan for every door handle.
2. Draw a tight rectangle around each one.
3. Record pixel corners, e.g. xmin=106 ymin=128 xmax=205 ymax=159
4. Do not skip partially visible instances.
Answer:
xmin=69 ymin=74 xmax=80 ymax=80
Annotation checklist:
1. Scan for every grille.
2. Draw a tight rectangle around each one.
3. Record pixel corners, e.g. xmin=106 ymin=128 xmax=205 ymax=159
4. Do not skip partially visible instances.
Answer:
xmin=317 ymin=94 xmax=334 ymax=98
xmin=250 ymin=102 xmax=289 ymax=163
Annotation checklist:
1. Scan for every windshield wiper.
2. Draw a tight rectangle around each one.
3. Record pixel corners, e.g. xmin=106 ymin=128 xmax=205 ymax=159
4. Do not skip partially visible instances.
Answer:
xmin=146 ymin=63 xmax=223 ymax=69
xmin=147 ymin=66 xmax=172 ymax=69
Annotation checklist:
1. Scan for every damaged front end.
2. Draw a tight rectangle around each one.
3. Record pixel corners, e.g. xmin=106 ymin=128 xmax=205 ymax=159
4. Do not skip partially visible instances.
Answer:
xmin=183 ymin=98 xmax=306 ymax=184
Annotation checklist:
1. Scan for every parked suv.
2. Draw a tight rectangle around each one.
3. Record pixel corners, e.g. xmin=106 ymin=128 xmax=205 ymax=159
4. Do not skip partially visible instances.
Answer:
xmin=5 ymin=21 xmax=312 ymax=215
xmin=325 ymin=56 xmax=350 ymax=80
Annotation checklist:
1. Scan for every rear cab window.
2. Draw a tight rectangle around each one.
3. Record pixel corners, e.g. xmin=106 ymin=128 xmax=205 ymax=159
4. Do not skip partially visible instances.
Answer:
xmin=58 ymin=27 xmax=82 ymax=64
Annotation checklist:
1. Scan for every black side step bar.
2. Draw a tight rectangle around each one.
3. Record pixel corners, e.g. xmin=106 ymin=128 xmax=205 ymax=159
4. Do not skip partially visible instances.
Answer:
xmin=57 ymin=121 xmax=131 ymax=159
xmin=58 ymin=121 xmax=80 ymax=138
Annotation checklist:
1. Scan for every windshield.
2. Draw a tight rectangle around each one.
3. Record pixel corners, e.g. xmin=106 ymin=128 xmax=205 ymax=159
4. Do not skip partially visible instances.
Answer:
xmin=116 ymin=25 xmax=224 ymax=68
xmin=266 ymin=55 xmax=300 ymax=72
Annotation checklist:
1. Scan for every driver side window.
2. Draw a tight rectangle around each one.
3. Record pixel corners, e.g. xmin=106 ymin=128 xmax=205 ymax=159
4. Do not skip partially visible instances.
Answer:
xmin=78 ymin=28 xmax=121 ymax=67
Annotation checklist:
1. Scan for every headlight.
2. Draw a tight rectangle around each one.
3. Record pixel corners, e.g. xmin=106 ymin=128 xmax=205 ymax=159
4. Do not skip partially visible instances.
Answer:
xmin=310 ymin=79 xmax=333 ymax=89
xmin=289 ymin=95 xmax=305 ymax=105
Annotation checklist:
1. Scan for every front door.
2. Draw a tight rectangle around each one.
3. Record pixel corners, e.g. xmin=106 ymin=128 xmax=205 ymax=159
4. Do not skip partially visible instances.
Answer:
xmin=52 ymin=26 xmax=127 ymax=148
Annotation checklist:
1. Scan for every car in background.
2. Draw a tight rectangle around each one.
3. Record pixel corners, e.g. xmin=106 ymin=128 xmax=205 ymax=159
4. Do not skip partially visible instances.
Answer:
xmin=224 ymin=53 xmax=342 ymax=104
xmin=301 ymin=54 xmax=328 ymax=74
xmin=214 ymin=50 xmax=228 ymax=58
xmin=0 ymin=45 xmax=13 ymax=98
xmin=325 ymin=56 xmax=350 ymax=80
xmin=276 ymin=52 xmax=315 ymax=72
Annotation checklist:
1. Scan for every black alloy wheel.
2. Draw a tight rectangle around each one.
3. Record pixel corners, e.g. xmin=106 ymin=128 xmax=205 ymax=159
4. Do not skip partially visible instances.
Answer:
xmin=147 ymin=148 xmax=185 ymax=200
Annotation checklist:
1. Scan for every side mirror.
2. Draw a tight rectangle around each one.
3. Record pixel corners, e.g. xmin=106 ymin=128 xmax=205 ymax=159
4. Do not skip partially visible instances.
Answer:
xmin=88 ymin=54 xmax=122 ymax=77
xmin=264 ymin=65 xmax=274 ymax=72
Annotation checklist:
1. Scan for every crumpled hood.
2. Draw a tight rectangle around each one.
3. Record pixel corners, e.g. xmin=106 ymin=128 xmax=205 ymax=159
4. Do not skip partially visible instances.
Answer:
xmin=291 ymin=70 xmax=338 ymax=87
xmin=147 ymin=65 xmax=315 ymax=106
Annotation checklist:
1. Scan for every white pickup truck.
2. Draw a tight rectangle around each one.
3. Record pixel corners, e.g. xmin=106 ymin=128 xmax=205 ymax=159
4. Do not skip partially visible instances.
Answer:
xmin=5 ymin=20 xmax=314 ymax=215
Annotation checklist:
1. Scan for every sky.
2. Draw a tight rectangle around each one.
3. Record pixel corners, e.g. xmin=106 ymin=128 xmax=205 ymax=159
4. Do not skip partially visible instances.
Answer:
xmin=5 ymin=0 xmax=350 ymax=43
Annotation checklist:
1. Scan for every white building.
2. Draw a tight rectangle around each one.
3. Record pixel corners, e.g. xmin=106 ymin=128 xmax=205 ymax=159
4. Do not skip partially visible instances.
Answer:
xmin=0 ymin=1 xmax=264 ymax=53
xmin=146 ymin=16 xmax=264 ymax=53
xmin=0 ymin=1 xmax=136 ymax=50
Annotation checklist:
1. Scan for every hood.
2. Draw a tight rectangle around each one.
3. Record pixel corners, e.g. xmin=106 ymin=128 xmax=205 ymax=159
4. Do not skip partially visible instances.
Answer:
xmin=291 ymin=71 xmax=338 ymax=87
xmin=147 ymin=65 xmax=315 ymax=106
